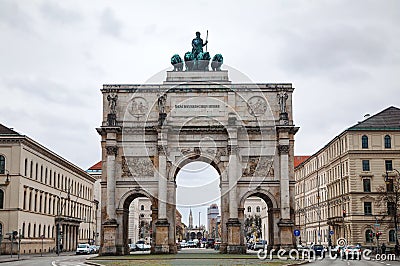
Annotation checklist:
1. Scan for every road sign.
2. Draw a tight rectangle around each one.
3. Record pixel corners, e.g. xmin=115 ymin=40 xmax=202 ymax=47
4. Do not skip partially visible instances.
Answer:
xmin=294 ymin=229 xmax=300 ymax=237
xmin=374 ymin=223 xmax=380 ymax=227
xmin=329 ymin=230 xmax=334 ymax=235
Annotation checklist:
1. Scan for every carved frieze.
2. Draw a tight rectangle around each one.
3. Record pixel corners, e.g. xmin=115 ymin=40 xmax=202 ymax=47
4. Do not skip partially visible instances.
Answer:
xmin=242 ymin=156 xmax=274 ymax=177
xmin=227 ymin=145 xmax=239 ymax=155
xmin=121 ymin=156 xmax=154 ymax=177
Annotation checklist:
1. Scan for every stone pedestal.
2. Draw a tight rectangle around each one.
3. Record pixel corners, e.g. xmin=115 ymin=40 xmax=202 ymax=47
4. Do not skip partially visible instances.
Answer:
xmin=154 ymin=219 xmax=170 ymax=254
xmin=278 ymin=219 xmax=295 ymax=250
xmin=101 ymin=221 xmax=119 ymax=255
xmin=226 ymin=218 xmax=246 ymax=254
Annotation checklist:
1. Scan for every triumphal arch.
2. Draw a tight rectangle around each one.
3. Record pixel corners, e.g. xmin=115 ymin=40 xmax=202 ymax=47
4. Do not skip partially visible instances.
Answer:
xmin=97 ymin=34 xmax=299 ymax=255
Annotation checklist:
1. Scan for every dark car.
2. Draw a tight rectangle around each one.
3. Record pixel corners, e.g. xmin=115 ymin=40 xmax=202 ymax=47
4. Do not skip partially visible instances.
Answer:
xmin=206 ymin=239 xmax=215 ymax=249
xmin=312 ymin=244 xmax=325 ymax=257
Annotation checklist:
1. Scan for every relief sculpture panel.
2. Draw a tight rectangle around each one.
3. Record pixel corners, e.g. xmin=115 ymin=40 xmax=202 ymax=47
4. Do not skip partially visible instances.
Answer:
xmin=122 ymin=156 xmax=155 ymax=177
xmin=242 ymin=156 xmax=274 ymax=177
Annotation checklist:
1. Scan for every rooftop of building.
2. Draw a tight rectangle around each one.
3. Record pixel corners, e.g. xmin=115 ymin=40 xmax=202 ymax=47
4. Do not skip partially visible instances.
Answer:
xmin=294 ymin=156 xmax=311 ymax=168
xmin=0 ymin=124 xmax=21 ymax=135
xmin=295 ymin=106 xmax=400 ymax=170
xmin=348 ymin=106 xmax=400 ymax=131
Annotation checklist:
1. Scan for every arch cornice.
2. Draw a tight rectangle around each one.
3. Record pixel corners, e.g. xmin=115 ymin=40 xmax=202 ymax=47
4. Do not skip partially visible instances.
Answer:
xmin=239 ymin=188 xmax=279 ymax=209
xmin=117 ymin=188 xmax=156 ymax=210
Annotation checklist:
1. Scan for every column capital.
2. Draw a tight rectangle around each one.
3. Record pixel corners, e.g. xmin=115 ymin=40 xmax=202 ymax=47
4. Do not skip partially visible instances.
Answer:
xmin=106 ymin=146 xmax=118 ymax=156
xmin=157 ymin=144 xmax=168 ymax=155
xmin=278 ymin=144 xmax=290 ymax=155
xmin=227 ymin=145 xmax=239 ymax=155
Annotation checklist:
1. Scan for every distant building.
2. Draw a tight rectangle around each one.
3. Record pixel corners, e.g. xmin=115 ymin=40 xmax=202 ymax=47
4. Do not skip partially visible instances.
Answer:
xmin=207 ymin=204 xmax=220 ymax=239
xmin=0 ymin=124 xmax=96 ymax=254
xmin=295 ymin=106 xmax=400 ymax=248
xmin=243 ymin=197 xmax=268 ymax=242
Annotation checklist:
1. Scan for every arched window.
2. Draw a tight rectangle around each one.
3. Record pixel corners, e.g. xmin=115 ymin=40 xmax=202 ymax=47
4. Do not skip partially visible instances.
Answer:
xmin=141 ymin=205 xmax=145 ymax=211
xmin=389 ymin=229 xmax=396 ymax=243
xmin=256 ymin=206 xmax=261 ymax=212
xmin=22 ymin=223 xmax=25 ymax=237
xmin=385 ymin=135 xmax=392 ymax=149
xmin=362 ymin=135 xmax=368 ymax=149
xmin=0 ymin=155 xmax=5 ymax=174
xmin=365 ymin=229 xmax=373 ymax=243
xmin=247 ymin=206 xmax=251 ymax=213
xmin=0 ymin=190 xmax=4 ymax=209
xmin=28 ymin=223 xmax=31 ymax=238
xmin=0 ymin=223 xmax=2 ymax=237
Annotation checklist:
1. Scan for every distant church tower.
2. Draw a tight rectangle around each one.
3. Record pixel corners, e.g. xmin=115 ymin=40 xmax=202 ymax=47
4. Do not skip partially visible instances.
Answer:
xmin=189 ymin=208 xmax=193 ymax=229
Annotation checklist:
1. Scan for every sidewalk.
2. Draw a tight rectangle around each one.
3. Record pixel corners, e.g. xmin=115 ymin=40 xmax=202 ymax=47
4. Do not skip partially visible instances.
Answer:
xmin=0 ymin=251 xmax=75 ymax=264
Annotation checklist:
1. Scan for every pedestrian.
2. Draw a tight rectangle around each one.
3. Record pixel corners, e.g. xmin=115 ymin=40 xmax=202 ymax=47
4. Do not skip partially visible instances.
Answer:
xmin=381 ymin=243 xmax=386 ymax=255
xmin=395 ymin=244 xmax=399 ymax=256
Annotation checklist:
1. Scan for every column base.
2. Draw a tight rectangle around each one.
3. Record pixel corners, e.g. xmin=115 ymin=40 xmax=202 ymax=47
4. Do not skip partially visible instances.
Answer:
xmin=278 ymin=219 xmax=295 ymax=251
xmin=153 ymin=219 xmax=170 ymax=254
xmin=226 ymin=218 xmax=246 ymax=254
xmin=100 ymin=221 xmax=119 ymax=255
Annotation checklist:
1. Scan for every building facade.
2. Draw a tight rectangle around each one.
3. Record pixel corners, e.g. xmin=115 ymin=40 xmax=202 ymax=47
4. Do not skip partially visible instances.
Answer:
xmin=207 ymin=204 xmax=220 ymax=239
xmin=243 ymin=197 xmax=268 ymax=242
xmin=0 ymin=124 xmax=97 ymax=254
xmin=295 ymin=106 xmax=400 ymax=248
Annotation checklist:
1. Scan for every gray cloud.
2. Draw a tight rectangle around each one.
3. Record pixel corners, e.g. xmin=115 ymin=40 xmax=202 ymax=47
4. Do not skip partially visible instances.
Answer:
xmin=99 ymin=7 xmax=123 ymax=38
xmin=39 ymin=1 xmax=82 ymax=24
xmin=0 ymin=1 xmax=34 ymax=32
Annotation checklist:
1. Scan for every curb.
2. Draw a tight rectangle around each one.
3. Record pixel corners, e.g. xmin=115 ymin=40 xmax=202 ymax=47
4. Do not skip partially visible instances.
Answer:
xmin=85 ymin=262 xmax=104 ymax=266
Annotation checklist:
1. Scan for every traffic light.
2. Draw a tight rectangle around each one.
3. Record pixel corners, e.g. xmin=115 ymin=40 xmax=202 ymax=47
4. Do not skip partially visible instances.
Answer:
xmin=343 ymin=210 xmax=346 ymax=217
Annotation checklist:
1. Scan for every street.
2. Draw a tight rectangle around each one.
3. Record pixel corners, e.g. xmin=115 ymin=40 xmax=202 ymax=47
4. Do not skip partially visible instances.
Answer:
xmin=308 ymin=256 xmax=400 ymax=266
xmin=0 ymin=254 xmax=95 ymax=266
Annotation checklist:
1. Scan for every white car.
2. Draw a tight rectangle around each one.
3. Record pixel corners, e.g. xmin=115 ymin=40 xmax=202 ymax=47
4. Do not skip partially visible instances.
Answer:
xmin=135 ymin=240 xmax=151 ymax=251
xmin=76 ymin=243 xmax=91 ymax=255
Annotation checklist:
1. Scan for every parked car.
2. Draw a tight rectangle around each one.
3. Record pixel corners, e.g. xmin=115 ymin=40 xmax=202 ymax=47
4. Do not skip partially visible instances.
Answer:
xmin=206 ymin=239 xmax=215 ymax=249
xmin=253 ymin=240 xmax=267 ymax=251
xmin=329 ymin=245 xmax=341 ymax=256
xmin=128 ymin=243 xmax=137 ymax=252
xmin=76 ymin=243 xmax=91 ymax=255
xmin=135 ymin=240 xmax=151 ymax=251
xmin=247 ymin=242 xmax=254 ymax=250
xmin=187 ymin=241 xmax=196 ymax=248
xmin=180 ymin=242 xmax=188 ymax=248
xmin=312 ymin=244 xmax=325 ymax=257
xmin=341 ymin=245 xmax=361 ymax=260
xmin=89 ymin=245 xmax=99 ymax=253
xmin=214 ymin=241 xmax=221 ymax=250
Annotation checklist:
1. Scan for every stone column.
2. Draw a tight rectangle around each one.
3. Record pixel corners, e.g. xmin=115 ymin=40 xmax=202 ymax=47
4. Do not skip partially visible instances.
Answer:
xmin=226 ymin=142 xmax=244 ymax=254
xmin=154 ymin=144 xmax=170 ymax=254
xmin=279 ymin=144 xmax=290 ymax=220
xmin=106 ymin=145 xmax=118 ymax=221
xmin=277 ymin=143 xmax=294 ymax=250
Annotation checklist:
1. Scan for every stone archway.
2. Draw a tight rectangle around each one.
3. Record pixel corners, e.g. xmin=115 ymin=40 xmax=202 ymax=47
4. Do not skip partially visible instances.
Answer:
xmin=239 ymin=190 xmax=279 ymax=251
xmin=97 ymin=70 xmax=298 ymax=255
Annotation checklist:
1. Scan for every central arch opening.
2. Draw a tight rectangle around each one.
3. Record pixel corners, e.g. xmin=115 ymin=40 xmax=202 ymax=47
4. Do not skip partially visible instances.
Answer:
xmin=176 ymin=161 xmax=221 ymax=251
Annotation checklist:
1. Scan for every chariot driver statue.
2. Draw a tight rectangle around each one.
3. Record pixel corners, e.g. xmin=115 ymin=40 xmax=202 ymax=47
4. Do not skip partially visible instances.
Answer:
xmin=192 ymin=31 xmax=208 ymax=59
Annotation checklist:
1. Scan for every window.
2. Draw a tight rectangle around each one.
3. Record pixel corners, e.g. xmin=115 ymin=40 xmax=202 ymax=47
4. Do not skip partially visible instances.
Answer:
xmin=362 ymin=160 xmax=370 ymax=171
xmin=256 ymin=206 xmax=260 ymax=212
xmin=389 ymin=230 xmax=396 ymax=242
xmin=386 ymin=160 xmax=393 ymax=171
xmin=364 ymin=202 xmax=372 ymax=215
xmin=385 ymin=135 xmax=392 ymax=149
xmin=388 ymin=202 xmax=396 ymax=215
xmin=24 ymin=159 xmax=28 ymax=176
xmin=362 ymin=135 xmax=369 ymax=149
xmin=363 ymin=179 xmax=371 ymax=192
xmin=0 ymin=155 xmax=5 ymax=174
xmin=247 ymin=206 xmax=251 ymax=213
xmin=0 ymin=190 xmax=4 ymax=209
xmin=366 ymin=229 xmax=374 ymax=243
xmin=140 ymin=205 xmax=144 ymax=211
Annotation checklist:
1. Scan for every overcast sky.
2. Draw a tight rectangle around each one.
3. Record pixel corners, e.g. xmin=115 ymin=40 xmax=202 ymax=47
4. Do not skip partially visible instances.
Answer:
xmin=1 ymin=0 xmax=399 ymax=227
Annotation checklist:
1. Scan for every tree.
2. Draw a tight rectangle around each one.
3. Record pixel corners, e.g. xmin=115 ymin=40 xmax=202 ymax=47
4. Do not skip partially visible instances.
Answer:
xmin=375 ymin=170 xmax=400 ymax=251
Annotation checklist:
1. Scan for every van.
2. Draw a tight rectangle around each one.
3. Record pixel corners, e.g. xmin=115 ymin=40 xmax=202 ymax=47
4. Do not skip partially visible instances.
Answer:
xmin=76 ymin=243 xmax=91 ymax=255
